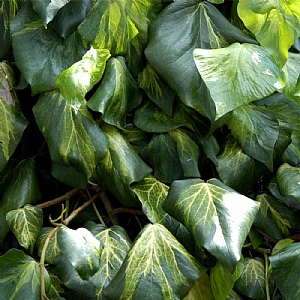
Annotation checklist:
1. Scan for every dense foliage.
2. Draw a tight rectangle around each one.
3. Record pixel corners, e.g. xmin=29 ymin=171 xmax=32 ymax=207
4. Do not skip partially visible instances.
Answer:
xmin=1 ymin=0 xmax=300 ymax=299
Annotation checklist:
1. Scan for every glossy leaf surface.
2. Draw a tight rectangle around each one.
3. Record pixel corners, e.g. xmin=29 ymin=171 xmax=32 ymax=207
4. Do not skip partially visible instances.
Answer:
xmin=183 ymin=274 xmax=214 ymax=300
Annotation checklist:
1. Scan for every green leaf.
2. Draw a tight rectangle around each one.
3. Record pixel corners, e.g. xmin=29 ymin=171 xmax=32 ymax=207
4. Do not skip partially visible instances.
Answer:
xmin=138 ymin=64 xmax=175 ymax=116
xmin=0 ymin=62 xmax=28 ymax=171
xmin=87 ymin=56 xmax=142 ymax=128
xmin=103 ymin=223 xmax=206 ymax=300
xmin=48 ymin=273 xmax=64 ymax=299
xmin=217 ymin=136 xmax=268 ymax=193
xmin=10 ymin=3 xmax=86 ymax=95
xmin=96 ymin=124 xmax=152 ymax=207
xmin=237 ymin=0 xmax=300 ymax=67
xmin=55 ymin=47 xmax=111 ymax=109
xmin=57 ymin=227 xmax=101 ymax=281
xmin=269 ymin=243 xmax=300 ymax=299
xmin=183 ymin=274 xmax=214 ymax=300
xmin=227 ymin=104 xmax=280 ymax=171
xmin=31 ymin=0 xmax=70 ymax=25
xmin=33 ymin=90 xmax=108 ymax=188
xmin=37 ymin=227 xmax=61 ymax=264
xmin=193 ymin=43 xmax=285 ymax=119
xmin=163 ymin=178 xmax=259 ymax=272
xmin=0 ymin=158 xmax=41 ymax=244
xmin=276 ymin=163 xmax=300 ymax=203
xmin=234 ymin=258 xmax=266 ymax=300
xmin=271 ymin=239 xmax=294 ymax=256
xmin=0 ymin=249 xmax=50 ymax=299
xmin=145 ymin=0 xmax=255 ymax=120
xmin=6 ymin=204 xmax=43 ymax=254
xmin=84 ymin=222 xmax=132 ymax=298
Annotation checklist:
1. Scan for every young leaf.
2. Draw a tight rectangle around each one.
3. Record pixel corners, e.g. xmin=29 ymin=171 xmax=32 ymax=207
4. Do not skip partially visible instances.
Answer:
xmin=227 ymin=104 xmax=280 ymax=171
xmin=237 ymin=0 xmax=300 ymax=67
xmin=6 ymin=204 xmax=43 ymax=254
xmin=0 ymin=62 xmax=28 ymax=171
xmin=163 ymin=178 xmax=259 ymax=272
xmin=0 ymin=249 xmax=50 ymax=299
xmin=96 ymin=124 xmax=152 ymax=207
xmin=269 ymin=243 xmax=300 ymax=299
xmin=87 ymin=56 xmax=142 ymax=128
xmin=183 ymin=274 xmax=214 ymax=300
xmin=10 ymin=3 xmax=86 ymax=95
xmin=33 ymin=90 xmax=108 ymax=188
xmin=55 ymin=47 xmax=111 ymax=109
xmin=84 ymin=222 xmax=132 ymax=298
xmin=193 ymin=43 xmax=286 ymax=119
xmin=145 ymin=0 xmax=255 ymax=120
xmin=0 ymin=158 xmax=41 ymax=244
xmin=103 ymin=223 xmax=207 ymax=300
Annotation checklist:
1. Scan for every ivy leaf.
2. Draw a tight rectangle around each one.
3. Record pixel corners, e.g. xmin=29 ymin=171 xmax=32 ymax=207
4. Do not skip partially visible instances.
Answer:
xmin=217 ymin=136 xmax=268 ymax=193
xmin=193 ymin=43 xmax=285 ymax=119
xmin=48 ymin=273 xmax=64 ymax=299
xmin=36 ymin=227 xmax=61 ymax=264
xmin=269 ymin=243 xmax=300 ymax=299
xmin=57 ymin=227 xmax=101 ymax=281
xmin=227 ymin=104 xmax=280 ymax=171
xmin=10 ymin=3 xmax=86 ymax=95
xmin=163 ymin=178 xmax=259 ymax=272
xmin=6 ymin=204 xmax=43 ymax=254
xmin=84 ymin=222 xmax=132 ymax=298
xmin=0 ymin=158 xmax=41 ymax=244
xmin=31 ymin=0 xmax=71 ymax=25
xmin=103 ymin=223 xmax=206 ymax=300
xmin=87 ymin=56 xmax=142 ymax=128
xmin=55 ymin=47 xmax=111 ymax=109
xmin=183 ymin=274 xmax=214 ymax=300
xmin=96 ymin=124 xmax=152 ymax=207
xmin=145 ymin=0 xmax=255 ymax=120
xmin=237 ymin=0 xmax=300 ymax=67
xmin=276 ymin=163 xmax=300 ymax=203
xmin=234 ymin=258 xmax=267 ymax=300
xmin=138 ymin=64 xmax=175 ymax=116
xmin=0 ymin=62 xmax=28 ymax=171
xmin=33 ymin=90 xmax=108 ymax=188
xmin=0 ymin=249 xmax=51 ymax=299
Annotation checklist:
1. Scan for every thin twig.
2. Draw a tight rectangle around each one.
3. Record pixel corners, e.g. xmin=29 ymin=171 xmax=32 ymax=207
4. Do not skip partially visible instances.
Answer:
xmin=112 ymin=207 xmax=145 ymax=216
xmin=253 ymin=227 xmax=278 ymax=244
xmin=37 ymin=188 xmax=81 ymax=209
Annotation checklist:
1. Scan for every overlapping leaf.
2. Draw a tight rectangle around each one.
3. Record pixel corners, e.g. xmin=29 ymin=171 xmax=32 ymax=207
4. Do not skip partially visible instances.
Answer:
xmin=33 ymin=90 xmax=108 ymax=188
xmin=0 ymin=249 xmax=50 ymax=299
xmin=227 ymin=104 xmax=279 ymax=171
xmin=238 ymin=0 xmax=300 ymax=67
xmin=88 ymin=56 xmax=142 ymax=128
xmin=6 ymin=204 xmax=43 ymax=254
xmin=85 ymin=222 xmax=132 ymax=298
xmin=96 ymin=124 xmax=152 ymax=207
xmin=145 ymin=0 xmax=255 ymax=120
xmin=10 ymin=3 xmax=86 ymax=94
xmin=0 ymin=62 xmax=28 ymax=171
xmin=55 ymin=47 xmax=111 ymax=109
xmin=183 ymin=274 xmax=214 ymax=300
xmin=103 ymin=223 xmax=206 ymax=300
xmin=0 ymin=158 xmax=41 ymax=243
xmin=193 ymin=43 xmax=286 ymax=119
xmin=163 ymin=178 xmax=259 ymax=272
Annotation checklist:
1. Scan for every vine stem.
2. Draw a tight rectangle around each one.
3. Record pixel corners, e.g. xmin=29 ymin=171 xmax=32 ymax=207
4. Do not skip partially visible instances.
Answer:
xmin=263 ymin=251 xmax=271 ymax=300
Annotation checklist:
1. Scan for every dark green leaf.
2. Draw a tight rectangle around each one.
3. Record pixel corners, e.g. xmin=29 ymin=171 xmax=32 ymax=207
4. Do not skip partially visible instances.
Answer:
xmin=0 ymin=62 xmax=28 ymax=171
xmin=194 ymin=44 xmax=285 ymax=119
xmin=6 ymin=204 xmax=43 ymax=254
xmin=276 ymin=163 xmax=300 ymax=203
xmin=87 ymin=56 xmax=142 ymax=128
xmin=163 ymin=178 xmax=259 ymax=272
xmin=269 ymin=243 xmax=300 ymax=299
xmin=0 ymin=158 xmax=41 ymax=243
xmin=0 ymin=249 xmax=50 ymax=299
xmin=228 ymin=104 xmax=280 ymax=171
xmin=183 ymin=274 xmax=214 ymax=300
xmin=55 ymin=47 xmax=111 ymax=109
xmin=10 ymin=3 xmax=86 ymax=94
xmin=33 ymin=90 xmax=108 ymax=188
xmin=145 ymin=0 xmax=255 ymax=119
xmin=48 ymin=273 xmax=64 ymax=299
xmin=103 ymin=223 xmax=206 ymax=300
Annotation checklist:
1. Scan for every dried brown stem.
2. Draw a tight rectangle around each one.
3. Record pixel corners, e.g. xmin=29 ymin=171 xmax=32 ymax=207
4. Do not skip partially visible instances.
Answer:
xmin=112 ymin=207 xmax=145 ymax=216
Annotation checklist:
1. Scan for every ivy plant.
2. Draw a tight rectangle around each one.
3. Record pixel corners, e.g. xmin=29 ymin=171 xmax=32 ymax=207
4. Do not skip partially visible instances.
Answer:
xmin=1 ymin=0 xmax=300 ymax=299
